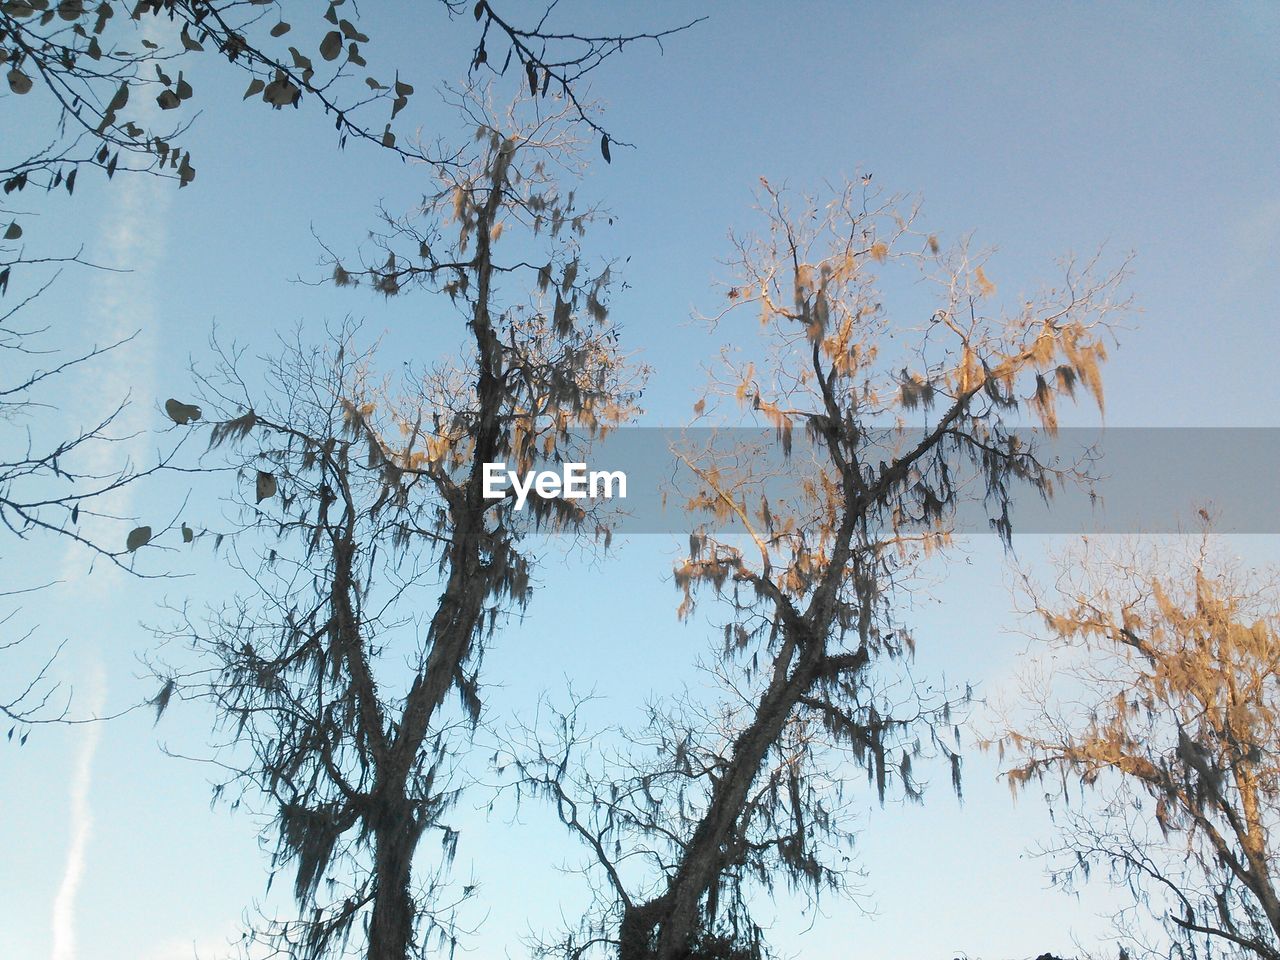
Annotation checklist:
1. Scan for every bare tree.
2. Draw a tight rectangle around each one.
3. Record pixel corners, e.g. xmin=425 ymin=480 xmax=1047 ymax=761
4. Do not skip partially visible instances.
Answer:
xmin=1 ymin=0 xmax=693 ymax=741
xmin=154 ymin=104 xmax=642 ymax=960
xmin=0 ymin=245 xmax=200 ymax=734
xmin=1 ymin=0 xmax=698 ymax=206
xmin=994 ymin=534 xmax=1280 ymax=960
xmin=1 ymin=600 xmax=64 ymax=731
xmin=510 ymin=180 xmax=1130 ymax=960
xmin=0 ymin=265 xmax=195 ymax=562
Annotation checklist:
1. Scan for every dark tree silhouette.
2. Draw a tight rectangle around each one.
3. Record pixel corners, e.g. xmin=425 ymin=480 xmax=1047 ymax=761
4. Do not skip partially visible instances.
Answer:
xmin=1 ymin=0 xmax=699 ymax=205
xmin=510 ymin=181 xmax=1129 ymax=960
xmin=0 ymin=0 xmax=695 ymax=734
xmin=154 ymin=104 xmax=642 ymax=960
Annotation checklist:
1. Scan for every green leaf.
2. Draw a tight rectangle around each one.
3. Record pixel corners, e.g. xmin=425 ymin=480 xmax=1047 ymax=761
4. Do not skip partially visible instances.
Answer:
xmin=126 ymin=525 xmax=152 ymax=552
xmin=3 ymin=221 xmax=21 ymax=240
xmin=269 ymin=20 xmax=290 ymax=37
xmin=243 ymin=77 xmax=265 ymax=100
xmin=156 ymin=89 xmax=181 ymax=110
xmin=600 ymin=134 xmax=611 ymax=164
xmin=181 ymin=523 xmax=194 ymax=543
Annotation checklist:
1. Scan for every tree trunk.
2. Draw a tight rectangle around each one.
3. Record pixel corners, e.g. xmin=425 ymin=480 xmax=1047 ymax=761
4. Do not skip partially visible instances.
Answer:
xmin=367 ymin=799 xmax=423 ymax=960
xmin=622 ymin=635 xmax=824 ymax=960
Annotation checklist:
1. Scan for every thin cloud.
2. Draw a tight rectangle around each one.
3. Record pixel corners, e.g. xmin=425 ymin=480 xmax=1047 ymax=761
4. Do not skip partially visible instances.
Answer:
xmin=56 ymin=160 xmax=171 ymax=587
xmin=49 ymin=662 xmax=105 ymax=960
xmin=47 ymin=19 xmax=171 ymax=958
xmin=139 ymin=928 xmax=242 ymax=960
xmin=55 ymin=6 xmax=171 ymax=586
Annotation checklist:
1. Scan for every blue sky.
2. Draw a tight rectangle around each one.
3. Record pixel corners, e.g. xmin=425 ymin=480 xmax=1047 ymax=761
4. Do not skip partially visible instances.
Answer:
xmin=2 ymin=2 xmax=1278 ymax=959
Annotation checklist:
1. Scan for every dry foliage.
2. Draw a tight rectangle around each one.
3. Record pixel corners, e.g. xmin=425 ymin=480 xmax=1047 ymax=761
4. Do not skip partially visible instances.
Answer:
xmin=511 ymin=179 xmax=1130 ymax=960
xmin=995 ymin=535 xmax=1280 ymax=960
xmin=153 ymin=103 xmax=641 ymax=960
xmin=1 ymin=0 xmax=695 ymax=204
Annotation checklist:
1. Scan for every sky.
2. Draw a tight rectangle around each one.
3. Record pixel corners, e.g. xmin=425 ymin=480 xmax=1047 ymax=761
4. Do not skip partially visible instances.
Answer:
xmin=2 ymin=2 xmax=1279 ymax=959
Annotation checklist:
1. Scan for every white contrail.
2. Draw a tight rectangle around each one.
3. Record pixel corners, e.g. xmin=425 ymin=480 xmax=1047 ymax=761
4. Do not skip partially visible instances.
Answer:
xmin=47 ymin=17 xmax=171 ymax=958
xmin=56 ymin=157 xmax=170 ymax=588
xmin=47 ymin=93 xmax=167 ymax=960
xmin=49 ymin=662 xmax=106 ymax=960
xmin=54 ymin=0 xmax=171 ymax=586
xmin=46 ymin=191 xmax=168 ymax=953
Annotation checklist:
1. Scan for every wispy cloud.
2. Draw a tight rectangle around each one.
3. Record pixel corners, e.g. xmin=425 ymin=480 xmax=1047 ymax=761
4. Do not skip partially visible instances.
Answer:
xmin=139 ymin=928 xmax=240 ymax=960
xmin=1224 ymin=195 xmax=1280 ymax=297
xmin=55 ymin=0 xmax=171 ymax=585
xmin=57 ymin=157 xmax=171 ymax=588
xmin=47 ymin=20 xmax=172 ymax=958
xmin=49 ymin=661 xmax=105 ymax=960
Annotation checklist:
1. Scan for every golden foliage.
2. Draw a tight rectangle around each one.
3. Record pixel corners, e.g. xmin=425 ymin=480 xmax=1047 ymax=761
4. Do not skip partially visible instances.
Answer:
xmin=975 ymin=265 xmax=996 ymax=298
xmin=995 ymin=536 xmax=1280 ymax=955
